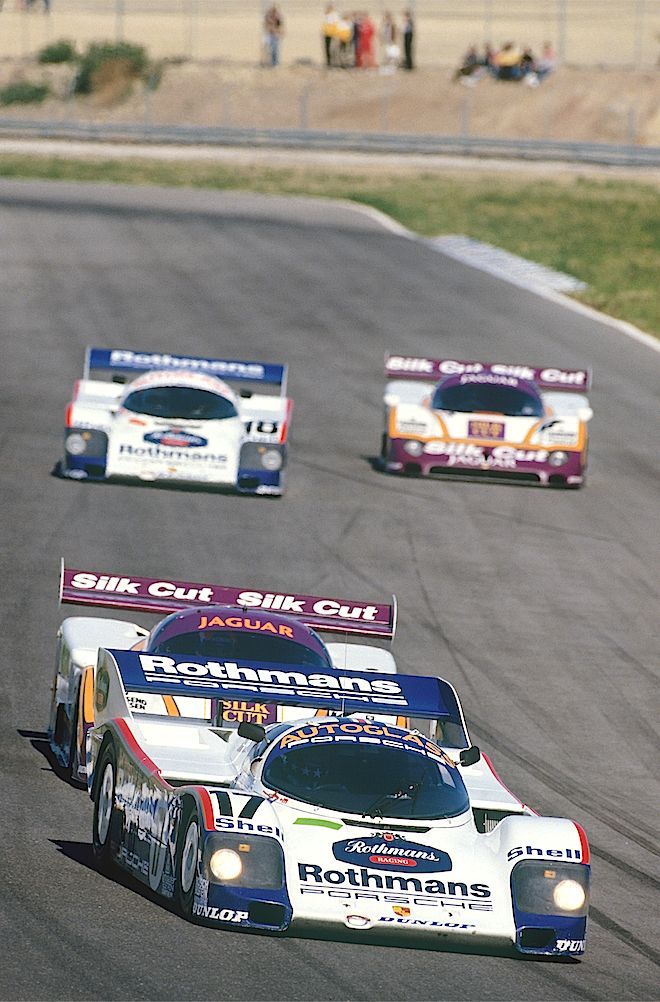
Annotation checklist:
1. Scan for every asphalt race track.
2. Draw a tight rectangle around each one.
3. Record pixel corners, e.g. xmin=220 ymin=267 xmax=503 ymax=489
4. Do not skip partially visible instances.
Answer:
xmin=1 ymin=179 xmax=658 ymax=1002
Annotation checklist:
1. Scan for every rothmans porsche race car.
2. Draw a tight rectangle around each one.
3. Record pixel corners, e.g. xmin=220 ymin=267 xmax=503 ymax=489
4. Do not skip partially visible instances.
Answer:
xmin=59 ymin=348 xmax=292 ymax=496
xmin=49 ymin=565 xmax=590 ymax=958
xmin=382 ymin=355 xmax=593 ymax=488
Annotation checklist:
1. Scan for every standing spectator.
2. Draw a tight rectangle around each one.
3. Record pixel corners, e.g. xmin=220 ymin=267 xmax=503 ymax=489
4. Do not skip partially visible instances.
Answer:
xmin=380 ymin=11 xmax=399 ymax=70
xmin=401 ymin=9 xmax=414 ymax=70
xmin=336 ymin=13 xmax=354 ymax=68
xmin=263 ymin=4 xmax=284 ymax=67
xmin=356 ymin=11 xmax=377 ymax=69
xmin=321 ymin=3 xmax=339 ymax=67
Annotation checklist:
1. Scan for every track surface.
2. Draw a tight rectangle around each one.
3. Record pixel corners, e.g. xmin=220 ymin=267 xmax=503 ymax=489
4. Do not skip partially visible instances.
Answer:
xmin=1 ymin=180 xmax=658 ymax=1002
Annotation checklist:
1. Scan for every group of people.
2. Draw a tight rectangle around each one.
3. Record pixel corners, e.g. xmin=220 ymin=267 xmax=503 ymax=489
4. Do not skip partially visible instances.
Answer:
xmin=321 ymin=5 xmax=415 ymax=71
xmin=453 ymin=41 xmax=556 ymax=87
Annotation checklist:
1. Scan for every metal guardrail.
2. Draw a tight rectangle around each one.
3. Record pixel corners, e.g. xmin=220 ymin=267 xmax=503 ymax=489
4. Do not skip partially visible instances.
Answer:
xmin=0 ymin=119 xmax=659 ymax=168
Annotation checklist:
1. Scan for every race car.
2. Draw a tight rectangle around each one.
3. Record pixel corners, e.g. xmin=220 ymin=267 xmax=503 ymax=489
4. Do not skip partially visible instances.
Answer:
xmin=49 ymin=566 xmax=590 ymax=958
xmin=49 ymin=564 xmax=400 ymax=787
xmin=382 ymin=355 xmax=593 ymax=488
xmin=59 ymin=348 xmax=293 ymax=496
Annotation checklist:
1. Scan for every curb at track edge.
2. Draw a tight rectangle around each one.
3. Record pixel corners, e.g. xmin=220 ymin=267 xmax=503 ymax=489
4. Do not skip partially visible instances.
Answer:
xmin=344 ymin=199 xmax=660 ymax=354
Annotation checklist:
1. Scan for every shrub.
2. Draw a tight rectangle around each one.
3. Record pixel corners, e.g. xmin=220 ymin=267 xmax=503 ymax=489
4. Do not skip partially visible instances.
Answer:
xmin=0 ymin=81 xmax=50 ymax=105
xmin=38 ymin=39 xmax=78 ymax=64
xmin=74 ymin=42 xmax=149 ymax=95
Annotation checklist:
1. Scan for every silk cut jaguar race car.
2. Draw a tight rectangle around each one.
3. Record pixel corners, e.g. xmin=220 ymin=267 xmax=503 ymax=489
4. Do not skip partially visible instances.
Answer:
xmin=382 ymin=354 xmax=593 ymax=488
xmin=48 ymin=564 xmax=590 ymax=958
xmin=59 ymin=347 xmax=293 ymax=496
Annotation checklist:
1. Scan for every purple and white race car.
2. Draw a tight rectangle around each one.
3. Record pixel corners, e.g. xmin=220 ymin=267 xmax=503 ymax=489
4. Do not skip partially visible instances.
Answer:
xmin=381 ymin=355 xmax=593 ymax=488
xmin=59 ymin=348 xmax=293 ymax=496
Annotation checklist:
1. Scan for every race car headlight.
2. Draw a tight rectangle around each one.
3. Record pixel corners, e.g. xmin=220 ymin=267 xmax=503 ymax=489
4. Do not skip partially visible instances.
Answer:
xmin=548 ymin=451 xmax=569 ymax=467
xmin=260 ymin=448 xmax=283 ymax=471
xmin=209 ymin=848 xmax=243 ymax=881
xmin=65 ymin=433 xmax=88 ymax=456
xmin=403 ymin=440 xmax=424 ymax=457
xmin=204 ymin=833 xmax=284 ymax=889
xmin=552 ymin=879 xmax=586 ymax=912
xmin=511 ymin=860 xmax=589 ymax=916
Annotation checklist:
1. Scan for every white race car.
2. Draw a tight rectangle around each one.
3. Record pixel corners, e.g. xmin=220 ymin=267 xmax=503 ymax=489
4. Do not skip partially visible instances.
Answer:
xmin=59 ymin=348 xmax=292 ymax=495
xmin=49 ymin=565 xmax=590 ymax=959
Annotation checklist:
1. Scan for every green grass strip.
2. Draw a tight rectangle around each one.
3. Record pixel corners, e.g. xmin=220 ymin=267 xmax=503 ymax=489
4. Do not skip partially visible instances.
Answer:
xmin=1 ymin=154 xmax=657 ymax=335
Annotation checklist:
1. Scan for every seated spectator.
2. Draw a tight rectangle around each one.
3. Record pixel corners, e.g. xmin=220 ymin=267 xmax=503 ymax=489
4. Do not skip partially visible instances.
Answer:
xmin=494 ymin=41 xmax=523 ymax=80
xmin=453 ymin=44 xmax=482 ymax=83
xmin=535 ymin=41 xmax=557 ymax=81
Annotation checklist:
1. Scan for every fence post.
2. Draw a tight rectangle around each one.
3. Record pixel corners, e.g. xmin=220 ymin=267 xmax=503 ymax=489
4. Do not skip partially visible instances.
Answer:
xmin=115 ymin=0 xmax=125 ymax=44
xmin=556 ymin=0 xmax=567 ymax=63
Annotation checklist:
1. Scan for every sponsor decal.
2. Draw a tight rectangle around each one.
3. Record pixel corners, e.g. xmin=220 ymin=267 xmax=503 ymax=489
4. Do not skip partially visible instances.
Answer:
xmin=127 ymin=694 xmax=147 ymax=711
xmin=387 ymin=356 xmax=435 ymax=374
xmin=393 ymin=905 xmax=410 ymax=917
xmin=138 ymin=655 xmax=407 ymax=705
xmin=192 ymin=905 xmax=249 ymax=922
xmin=459 ymin=373 xmax=519 ymax=387
xmin=507 ymin=845 xmax=582 ymax=862
xmin=118 ymin=845 xmax=149 ymax=877
xmin=219 ymin=700 xmax=278 ymax=725
xmin=422 ymin=442 xmax=549 ymax=468
xmin=467 ymin=420 xmax=505 ymax=439
xmin=109 ymin=349 xmax=266 ymax=380
xmin=386 ymin=357 xmax=587 ymax=387
xmin=332 ymin=836 xmax=451 ymax=873
xmin=144 ymin=429 xmax=208 ymax=448
xmin=277 ymin=721 xmax=447 ymax=759
xmin=556 ymin=939 xmax=586 ymax=953
xmin=117 ymin=443 xmax=227 ymax=463
xmin=237 ymin=591 xmax=380 ymax=621
xmin=294 ymin=817 xmax=343 ymax=830
xmin=215 ymin=818 xmax=283 ymax=840
xmin=298 ymin=863 xmax=491 ymax=900
xmin=69 ymin=572 xmax=216 ymax=602
xmin=198 ymin=614 xmax=293 ymax=637
xmin=380 ymin=917 xmax=476 ymax=930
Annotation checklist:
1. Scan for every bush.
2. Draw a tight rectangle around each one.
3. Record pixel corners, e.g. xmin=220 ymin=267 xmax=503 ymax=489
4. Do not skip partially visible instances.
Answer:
xmin=38 ymin=39 xmax=78 ymax=64
xmin=74 ymin=42 xmax=149 ymax=95
xmin=0 ymin=81 xmax=50 ymax=105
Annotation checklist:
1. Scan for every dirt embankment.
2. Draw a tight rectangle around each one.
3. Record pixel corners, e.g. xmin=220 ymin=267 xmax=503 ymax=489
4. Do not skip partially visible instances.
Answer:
xmin=1 ymin=59 xmax=659 ymax=147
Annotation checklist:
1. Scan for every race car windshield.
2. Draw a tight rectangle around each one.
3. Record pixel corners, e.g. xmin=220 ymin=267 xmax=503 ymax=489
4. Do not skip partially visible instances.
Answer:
xmin=432 ymin=383 xmax=544 ymax=417
xmin=123 ymin=386 xmax=238 ymax=421
xmin=262 ymin=744 xmax=470 ymax=820
xmin=152 ymin=629 xmax=330 ymax=668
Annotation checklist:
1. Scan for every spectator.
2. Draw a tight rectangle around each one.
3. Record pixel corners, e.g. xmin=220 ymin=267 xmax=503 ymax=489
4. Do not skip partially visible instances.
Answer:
xmin=535 ymin=41 xmax=557 ymax=81
xmin=263 ymin=4 xmax=284 ymax=67
xmin=321 ymin=3 xmax=339 ymax=67
xmin=401 ymin=9 xmax=414 ymax=70
xmin=356 ymin=11 xmax=377 ymax=69
xmin=494 ymin=41 xmax=522 ymax=80
xmin=336 ymin=13 xmax=354 ymax=67
xmin=453 ymin=44 xmax=481 ymax=83
xmin=380 ymin=11 xmax=399 ymax=70
xmin=482 ymin=41 xmax=497 ymax=76
xmin=519 ymin=46 xmax=536 ymax=76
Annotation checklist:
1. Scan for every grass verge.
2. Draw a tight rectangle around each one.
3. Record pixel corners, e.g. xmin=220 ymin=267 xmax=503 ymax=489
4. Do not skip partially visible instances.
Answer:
xmin=1 ymin=153 xmax=658 ymax=335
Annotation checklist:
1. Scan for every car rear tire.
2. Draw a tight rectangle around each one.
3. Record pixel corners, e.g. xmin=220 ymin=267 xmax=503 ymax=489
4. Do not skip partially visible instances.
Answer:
xmin=92 ymin=742 xmax=118 ymax=869
xmin=175 ymin=802 xmax=200 ymax=919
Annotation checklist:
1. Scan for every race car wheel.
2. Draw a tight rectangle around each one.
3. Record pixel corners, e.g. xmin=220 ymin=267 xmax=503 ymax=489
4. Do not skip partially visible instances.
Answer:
xmin=92 ymin=743 xmax=117 ymax=869
xmin=175 ymin=803 xmax=200 ymax=918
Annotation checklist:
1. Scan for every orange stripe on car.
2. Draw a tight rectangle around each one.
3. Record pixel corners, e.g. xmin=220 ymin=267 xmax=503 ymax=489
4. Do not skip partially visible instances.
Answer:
xmin=163 ymin=695 xmax=180 ymax=717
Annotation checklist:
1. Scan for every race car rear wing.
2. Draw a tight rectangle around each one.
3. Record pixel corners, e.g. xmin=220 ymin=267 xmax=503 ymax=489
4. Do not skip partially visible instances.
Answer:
xmin=84 ymin=347 xmax=288 ymax=395
xmin=385 ymin=354 xmax=591 ymax=392
xmin=99 ymin=648 xmax=456 ymax=721
xmin=60 ymin=564 xmax=397 ymax=640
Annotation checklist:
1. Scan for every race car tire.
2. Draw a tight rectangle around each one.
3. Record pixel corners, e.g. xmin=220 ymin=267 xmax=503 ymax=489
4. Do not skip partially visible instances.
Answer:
xmin=92 ymin=742 xmax=118 ymax=870
xmin=174 ymin=801 xmax=200 ymax=919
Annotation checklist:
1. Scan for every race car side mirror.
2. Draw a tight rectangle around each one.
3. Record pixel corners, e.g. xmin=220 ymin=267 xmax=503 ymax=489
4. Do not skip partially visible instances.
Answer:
xmin=578 ymin=406 xmax=593 ymax=422
xmin=239 ymin=389 xmax=253 ymax=399
xmin=238 ymin=721 xmax=267 ymax=743
xmin=459 ymin=745 xmax=481 ymax=767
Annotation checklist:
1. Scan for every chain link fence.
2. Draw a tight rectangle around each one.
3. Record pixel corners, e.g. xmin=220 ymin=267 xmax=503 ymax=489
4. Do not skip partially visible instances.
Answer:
xmin=1 ymin=1 xmax=658 ymax=67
